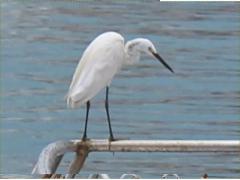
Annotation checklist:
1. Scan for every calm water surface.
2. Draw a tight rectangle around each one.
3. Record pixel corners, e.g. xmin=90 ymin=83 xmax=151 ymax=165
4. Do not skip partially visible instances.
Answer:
xmin=1 ymin=1 xmax=240 ymax=178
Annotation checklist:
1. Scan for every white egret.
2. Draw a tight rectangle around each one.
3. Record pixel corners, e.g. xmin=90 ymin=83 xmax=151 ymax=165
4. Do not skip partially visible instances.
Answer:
xmin=66 ymin=31 xmax=174 ymax=141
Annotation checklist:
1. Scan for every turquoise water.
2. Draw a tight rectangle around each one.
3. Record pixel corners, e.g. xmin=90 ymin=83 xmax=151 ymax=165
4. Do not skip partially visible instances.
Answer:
xmin=1 ymin=1 xmax=240 ymax=178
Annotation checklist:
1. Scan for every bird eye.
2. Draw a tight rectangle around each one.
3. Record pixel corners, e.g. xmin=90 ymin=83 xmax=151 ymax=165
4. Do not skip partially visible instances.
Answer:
xmin=148 ymin=47 xmax=153 ymax=53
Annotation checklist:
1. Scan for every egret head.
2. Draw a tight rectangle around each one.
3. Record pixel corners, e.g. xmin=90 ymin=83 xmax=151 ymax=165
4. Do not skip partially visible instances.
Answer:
xmin=126 ymin=38 xmax=174 ymax=73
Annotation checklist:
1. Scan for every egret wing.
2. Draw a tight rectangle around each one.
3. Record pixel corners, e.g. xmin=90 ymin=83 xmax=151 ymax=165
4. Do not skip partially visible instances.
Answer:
xmin=67 ymin=32 xmax=124 ymax=108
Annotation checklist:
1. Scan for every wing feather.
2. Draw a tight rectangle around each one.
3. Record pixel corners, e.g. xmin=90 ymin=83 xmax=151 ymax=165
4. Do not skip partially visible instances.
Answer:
xmin=66 ymin=32 xmax=124 ymax=108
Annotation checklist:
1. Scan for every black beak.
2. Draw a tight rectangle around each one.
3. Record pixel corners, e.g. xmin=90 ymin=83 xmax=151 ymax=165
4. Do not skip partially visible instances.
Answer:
xmin=152 ymin=52 xmax=174 ymax=73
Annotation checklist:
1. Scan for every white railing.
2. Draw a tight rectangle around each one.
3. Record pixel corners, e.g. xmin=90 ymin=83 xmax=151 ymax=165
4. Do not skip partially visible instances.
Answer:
xmin=32 ymin=139 xmax=240 ymax=178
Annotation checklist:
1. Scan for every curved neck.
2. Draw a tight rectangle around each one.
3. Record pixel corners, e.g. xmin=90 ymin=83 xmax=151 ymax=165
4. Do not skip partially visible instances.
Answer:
xmin=124 ymin=39 xmax=141 ymax=65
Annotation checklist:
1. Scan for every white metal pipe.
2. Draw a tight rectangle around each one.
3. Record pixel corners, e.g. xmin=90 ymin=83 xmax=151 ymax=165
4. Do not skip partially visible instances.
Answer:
xmin=84 ymin=140 xmax=240 ymax=152
xmin=32 ymin=139 xmax=240 ymax=176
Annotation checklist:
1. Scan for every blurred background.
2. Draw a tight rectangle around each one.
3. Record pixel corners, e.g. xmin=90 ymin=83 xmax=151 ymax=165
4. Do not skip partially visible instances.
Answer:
xmin=1 ymin=0 xmax=240 ymax=178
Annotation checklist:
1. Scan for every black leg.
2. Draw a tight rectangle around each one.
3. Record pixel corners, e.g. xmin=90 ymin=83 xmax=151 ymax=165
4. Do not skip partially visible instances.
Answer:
xmin=82 ymin=101 xmax=90 ymax=141
xmin=105 ymin=86 xmax=115 ymax=141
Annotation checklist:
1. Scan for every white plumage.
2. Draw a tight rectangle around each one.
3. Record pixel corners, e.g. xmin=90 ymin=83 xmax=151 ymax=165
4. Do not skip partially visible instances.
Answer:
xmin=66 ymin=32 xmax=124 ymax=108
xmin=66 ymin=31 xmax=173 ymax=108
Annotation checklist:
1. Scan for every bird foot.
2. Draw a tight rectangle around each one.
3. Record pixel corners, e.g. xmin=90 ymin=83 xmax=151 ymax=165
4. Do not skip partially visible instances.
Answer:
xmin=81 ymin=136 xmax=90 ymax=142
xmin=108 ymin=137 xmax=129 ymax=142
xmin=109 ymin=137 xmax=116 ymax=142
